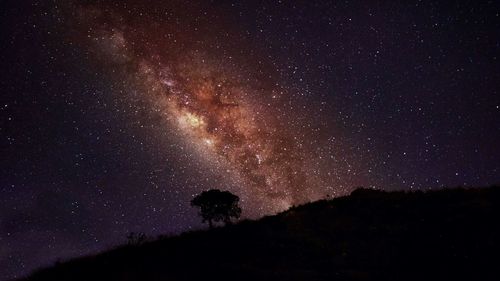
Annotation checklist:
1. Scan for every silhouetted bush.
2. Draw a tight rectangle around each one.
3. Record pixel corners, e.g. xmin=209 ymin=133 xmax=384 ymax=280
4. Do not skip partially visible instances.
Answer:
xmin=126 ymin=232 xmax=146 ymax=246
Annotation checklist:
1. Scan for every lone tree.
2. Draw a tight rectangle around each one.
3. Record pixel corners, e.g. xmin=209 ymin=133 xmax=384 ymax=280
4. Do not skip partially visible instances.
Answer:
xmin=191 ymin=189 xmax=242 ymax=229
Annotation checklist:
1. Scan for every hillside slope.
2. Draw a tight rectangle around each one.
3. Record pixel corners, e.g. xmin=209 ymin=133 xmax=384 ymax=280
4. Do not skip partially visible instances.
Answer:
xmin=22 ymin=186 xmax=500 ymax=281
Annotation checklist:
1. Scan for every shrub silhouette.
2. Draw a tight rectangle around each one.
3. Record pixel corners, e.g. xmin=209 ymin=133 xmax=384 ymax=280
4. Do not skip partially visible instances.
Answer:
xmin=126 ymin=232 xmax=146 ymax=245
xmin=191 ymin=189 xmax=242 ymax=228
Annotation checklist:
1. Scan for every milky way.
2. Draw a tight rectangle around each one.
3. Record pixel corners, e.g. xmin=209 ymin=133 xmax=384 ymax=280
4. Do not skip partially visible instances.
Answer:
xmin=74 ymin=3 xmax=343 ymax=214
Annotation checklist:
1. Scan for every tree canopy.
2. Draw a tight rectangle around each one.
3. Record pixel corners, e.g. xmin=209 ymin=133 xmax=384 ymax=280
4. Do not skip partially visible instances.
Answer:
xmin=190 ymin=189 xmax=241 ymax=228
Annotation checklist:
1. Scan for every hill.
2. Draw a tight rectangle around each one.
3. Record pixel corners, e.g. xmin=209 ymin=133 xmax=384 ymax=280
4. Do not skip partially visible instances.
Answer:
xmin=20 ymin=186 xmax=500 ymax=281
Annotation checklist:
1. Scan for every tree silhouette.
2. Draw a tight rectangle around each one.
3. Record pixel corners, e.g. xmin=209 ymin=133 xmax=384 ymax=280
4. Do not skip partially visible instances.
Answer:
xmin=191 ymin=189 xmax=242 ymax=229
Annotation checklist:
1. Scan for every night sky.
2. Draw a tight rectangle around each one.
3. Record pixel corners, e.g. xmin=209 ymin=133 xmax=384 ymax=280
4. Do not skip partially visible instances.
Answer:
xmin=1 ymin=0 xmax=499 ymax=279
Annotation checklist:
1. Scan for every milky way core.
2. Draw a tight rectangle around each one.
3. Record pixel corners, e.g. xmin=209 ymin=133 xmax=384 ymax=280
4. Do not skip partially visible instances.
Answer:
xmin=74 ymin=3 xmax=344 ymax=214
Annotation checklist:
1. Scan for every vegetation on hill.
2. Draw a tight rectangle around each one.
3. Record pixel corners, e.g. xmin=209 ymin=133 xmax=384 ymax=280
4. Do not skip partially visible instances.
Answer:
xmin=21 ymin=186 xmax=500 ymax=281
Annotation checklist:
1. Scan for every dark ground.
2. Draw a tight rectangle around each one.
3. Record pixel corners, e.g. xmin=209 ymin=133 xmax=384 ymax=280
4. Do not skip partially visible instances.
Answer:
xmin=20 ymin=186 xmax=500 ymax=281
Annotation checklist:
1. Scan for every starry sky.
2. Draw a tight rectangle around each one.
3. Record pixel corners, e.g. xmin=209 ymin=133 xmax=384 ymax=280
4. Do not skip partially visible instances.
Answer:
xmin=1 ymin=0 xmax=499 ymax=279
